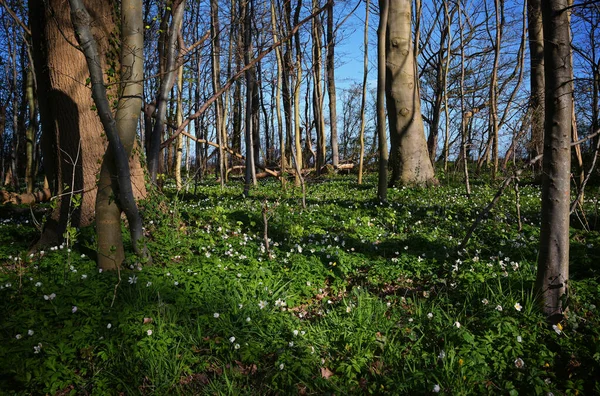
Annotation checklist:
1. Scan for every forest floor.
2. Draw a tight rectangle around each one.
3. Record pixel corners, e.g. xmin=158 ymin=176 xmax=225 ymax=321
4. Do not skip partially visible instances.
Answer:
xmin=1 ymin=173 xmax=599 ymax=395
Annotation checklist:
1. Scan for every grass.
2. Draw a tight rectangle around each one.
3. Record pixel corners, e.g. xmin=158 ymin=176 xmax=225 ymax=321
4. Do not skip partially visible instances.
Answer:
xmin=0 ymin=173 xmax=599 ymax=395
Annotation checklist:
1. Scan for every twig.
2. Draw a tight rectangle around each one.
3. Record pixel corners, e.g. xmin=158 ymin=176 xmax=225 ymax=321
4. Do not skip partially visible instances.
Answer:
xmin=459 ymin=154 xmax=543 ymax=249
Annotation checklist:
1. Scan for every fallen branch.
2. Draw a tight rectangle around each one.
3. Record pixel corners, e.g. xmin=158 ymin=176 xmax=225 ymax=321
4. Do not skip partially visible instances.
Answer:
xmin=1 ymin=189 xmax=52 ymax=205
xmin=180 ymin=130 xmax=280 ymax=178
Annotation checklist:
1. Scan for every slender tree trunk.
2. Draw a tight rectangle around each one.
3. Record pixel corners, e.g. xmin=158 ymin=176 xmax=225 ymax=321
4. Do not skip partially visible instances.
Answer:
xmin=271 ymin=0 xmax=286 ymax=187
xmin=25 ymin=67 xmax=36 ymax=194
xmin=211 ymin=0 xmax=225 ymax=188
xmin=458 ymin=0 xmax=471 ymax=195
xmin=536 ymin=0 xmax=572 ymax=322
xmin=293 ymin=0 xmax=303 ymax=185
xmin=243 ymin=0 xmax=257 ymax=196
xmin=489 ymin=0 xmax=502 ymax=179
xmin=326 ymin=0 xmax=339 ymax=168
xmin=358 ymin=0 xmax=369 ymax=184
xmin=528 ymin=0 xmax=545 ymax=170
xmin=377 ymin=0 xmax=389 ymax=201
xmin=147 ymin=0 xmax=185 ymax=184
xmin=313 ymin=0 xmax=326 ymax=175
xmin=175 ymin=64 xmax=184 ymax=190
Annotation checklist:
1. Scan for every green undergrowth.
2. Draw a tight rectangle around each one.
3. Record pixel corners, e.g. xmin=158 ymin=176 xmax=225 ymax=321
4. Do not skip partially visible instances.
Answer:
xmin=1 ymin=174 xmax=599 ymax=395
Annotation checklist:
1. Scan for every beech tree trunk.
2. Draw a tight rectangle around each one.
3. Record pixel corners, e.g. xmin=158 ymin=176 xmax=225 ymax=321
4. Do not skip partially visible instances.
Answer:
xmin=536 ymin=0 xmax=572 ymax=322
xmin=357 ymin=0 xmax=369 ymax=185
xmin=313 ymin=0 xmax=326 ymax=175
xmin=28 ymin=0 xmax=131 ymax=248
xmin=377 ymin=0 xmax=389 ymax=201
xmin=527 ymin=0 xmax=545 ymax=169
xmin=70 ymin=0 xmax=149 ymax=267
xmin=386 ymin=0 xmax=437 ymax=187
xmin=326 ymin=0 xmax=339 ymax=168
xmin=147 ymin=0 xmax=185 ymax=184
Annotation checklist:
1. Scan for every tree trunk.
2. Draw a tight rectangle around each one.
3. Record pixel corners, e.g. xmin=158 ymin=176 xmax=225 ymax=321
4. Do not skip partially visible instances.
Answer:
xmin=457 ymin=0 xmax=471 ymax=195
xmin=25 ymin=67 xmax=36 ymax=194
xmin=313 ymin=0 xmax=326 ymax=175
xmin=527 ymin=0 xmax=545 ymax=170
xmin=147 ymin=0 xmax=185 ymax=184
xmin=358 ymin=0 xmax=369 ymax=185
xmin=489 ymin=0 xmax=502 ymax=179
xmin=70 ymin=0 xmax=149 ymax=267
xmin=271 ymin=0 xmax=287 ymax=187
xmin=536 ymin=0 xmax=572 ymax=322
xmin=29 ymin=0 xmax=111 ymax=247
xmin=243 ymin=0 xmax=257 ymax=196
xmin=175 ymin=64 xmax=184 ymax=191
xmin=293 ymin=0 xmax=303 ymax=186
xmin=211 ymin=0 xmax=225 ymax=188
xmin=326 ymin=0 xmax=339 ymax=169
xmin=386 ymin=0 xmax=437 ymax=187
xmin=377 ymin=0 xmax=389 ymax=201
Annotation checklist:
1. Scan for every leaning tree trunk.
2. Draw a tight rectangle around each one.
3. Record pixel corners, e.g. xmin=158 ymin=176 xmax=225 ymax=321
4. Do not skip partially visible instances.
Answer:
xmin=29 ymin=0 xmax=145 ymax=248
xmin=527 ymin=0 xmax=545 ymax=171
xmin=536 ymin=0 xmax=572 ymax=322
xmin=386 ymin=0 xmax=437 ymax=187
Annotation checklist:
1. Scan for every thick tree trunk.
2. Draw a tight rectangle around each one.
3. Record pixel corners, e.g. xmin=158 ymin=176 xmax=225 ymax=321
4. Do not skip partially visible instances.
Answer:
xmin=70 ymin=0 xmax=149 ymax=266
xmin=386 ymin=0 xmax=437 ymax=187
xmin=536 ymin=0 xmax=572 ymax=321
xmin=527 ymin=0 xmax=545 ymax=169
xmin=29 ymin=0 xmax=111 ymax=247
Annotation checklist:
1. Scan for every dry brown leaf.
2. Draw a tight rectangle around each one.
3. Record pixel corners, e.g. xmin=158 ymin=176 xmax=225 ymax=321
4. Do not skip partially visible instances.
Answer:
xmin=320 ymin=367 xmax=334 ymax=379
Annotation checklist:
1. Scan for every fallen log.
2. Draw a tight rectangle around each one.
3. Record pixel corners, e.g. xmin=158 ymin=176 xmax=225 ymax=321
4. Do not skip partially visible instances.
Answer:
xmin=1 ymin=189 xmax=52 ymax=205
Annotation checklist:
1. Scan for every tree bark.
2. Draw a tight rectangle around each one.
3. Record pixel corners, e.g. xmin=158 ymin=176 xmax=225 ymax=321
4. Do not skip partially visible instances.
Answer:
xmin=69 ymin=0 xmax=149 ymax=267
xmin=386 ymin=0 xmax=437 ymax=187
xmin=527 ymin=0 xmax=545 ymax=170
xmin=293 ymin=0 xmax=304 ymax=186
xmin=29 ymin=0 xmax=111 ymax=247
xmin=377 ymin=0 xmax=389 ymax=201
xmin=326 ymin=0 xmax=339 ymax=168
xmin=536 ymin=0 xmax=572 ymax=322
xmin=313 ymin=0 xmax=326 ymax=175
xmin=147 ymin=0 xmax=185 ymax=184
xmin=211 ymin=0 xmax=225 ymax=188
xmin=271 ymin=0 xmax=287 ymax=187
xmin=358 ymin=0 xmax=369 ymax=185
xmin=25 ymin=67 xmax=36 ymax=194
